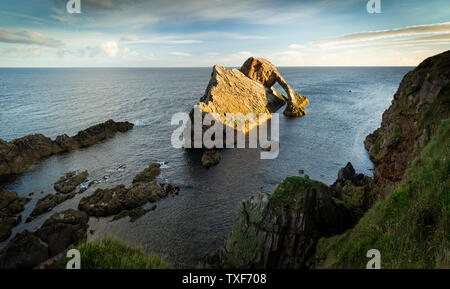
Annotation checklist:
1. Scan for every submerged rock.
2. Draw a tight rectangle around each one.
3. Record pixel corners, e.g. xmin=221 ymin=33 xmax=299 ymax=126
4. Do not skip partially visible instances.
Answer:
xmin=201 ymin=150 xmax=221 ymax=168
xmin=54 ymin=171 xmax=89 ymax=194
xmin=110 ymin=205 xmax=157 ymax=223
xmin=0 ymin=120 xmax=133 ymax=177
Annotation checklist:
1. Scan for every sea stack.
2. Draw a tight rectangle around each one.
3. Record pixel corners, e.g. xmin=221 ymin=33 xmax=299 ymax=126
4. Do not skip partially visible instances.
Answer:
xmin=188 ymin=57 xmax=309 ymax=148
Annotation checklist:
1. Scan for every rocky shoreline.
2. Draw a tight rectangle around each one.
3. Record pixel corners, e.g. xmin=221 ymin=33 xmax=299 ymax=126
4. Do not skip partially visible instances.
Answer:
xmin=0 ymin=119 xmax=133 ymax=178
xmin=0 ymin=119 xmax=179 ymax=269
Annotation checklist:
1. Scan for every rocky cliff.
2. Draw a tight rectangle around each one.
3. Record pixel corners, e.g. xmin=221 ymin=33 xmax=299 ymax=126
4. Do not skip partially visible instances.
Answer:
xmin=365 ymin=50 xmax=450 ymax=198
xmin=214 ymin=50 xmax=449 ymax=269
xmin=213 ymin=163 xmax=371 ymax=269
xmin=0 ymin=119 xmax=133 ymax=177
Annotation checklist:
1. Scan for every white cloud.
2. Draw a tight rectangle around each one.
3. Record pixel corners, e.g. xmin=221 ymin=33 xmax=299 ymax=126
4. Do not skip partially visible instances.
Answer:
xmin=123 ymin=47 xmax=139 ymax=56
xmin=288 ymin=44 xmax=306 ymax=49
xmin=2 ymin=46 xmax=42 ymax=57
xmin=311 ymin=22 xmax=450 ymax=46
xmin=169 ymin=51 xmax=191 ymax=57
xmin=0 ymin=27 xmax=63 ymax=47
xmin=100 ymin=41 xmax=119 ymax=57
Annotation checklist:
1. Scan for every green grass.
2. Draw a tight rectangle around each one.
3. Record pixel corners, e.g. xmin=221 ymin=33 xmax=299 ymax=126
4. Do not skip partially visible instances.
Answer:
xmin=314 ymin=118 xmax=450 ymax=269
xmin=269 ymin=176 xmax=327 ymax=211
xmin=72 ymin=238 xmax=170 ymax=269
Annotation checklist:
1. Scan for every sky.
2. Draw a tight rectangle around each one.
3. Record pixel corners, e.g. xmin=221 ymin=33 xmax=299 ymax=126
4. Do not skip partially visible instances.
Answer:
xmin=0 ymin=0 xmax=449 ymax=67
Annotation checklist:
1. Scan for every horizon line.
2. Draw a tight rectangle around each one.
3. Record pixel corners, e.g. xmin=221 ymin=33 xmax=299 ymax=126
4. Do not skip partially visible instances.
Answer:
xmin=0 ymin=65 xmax=416 ymax=69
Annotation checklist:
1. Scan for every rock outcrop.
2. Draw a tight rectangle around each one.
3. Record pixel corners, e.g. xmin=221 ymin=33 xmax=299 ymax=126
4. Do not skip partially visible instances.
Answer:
xmin=201 ymin=150 xmax=221 ymax=168
xmin=240 ymin=57 xmax=309 ymax=117
xmin=0 ymin=189 xmax=30 ymax=241
xmin=78 ymin=163 xmax=177 ymax=221
xmin=54 ymin=171 xmax=89 ymax=194
xmin=188 ymin=57 xmax=308 ymax=148
xmin=364 ymin=50 xmax=450 ymax=198
xmin=30 ymin=192 xmax=76 ymax=218
xmin=213 ymin=165 xmax=371 ymax=269
xmin=0 ymin=120 xmax=133 ymax=177
xmin=0 ymin=209 xmax=89 ymax=269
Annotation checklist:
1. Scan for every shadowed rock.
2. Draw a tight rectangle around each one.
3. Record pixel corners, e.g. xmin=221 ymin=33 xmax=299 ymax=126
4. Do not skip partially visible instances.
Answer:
xmin=0 ymin=209 xmax=89 ymax=269
xmin=30 ymin=192 xmax=76 ymax=218
xmin=210 ymin=164 xmax=372 ymax=269
xmin=0 ymin=189 xmax=30 ymax=241
xmin=201 ymin=150 xmax=221 ymax=168
xmin=364 ymin=50 xmax=450 ymax=198
xmin=0 ymin=120 xmax=133 ymax=177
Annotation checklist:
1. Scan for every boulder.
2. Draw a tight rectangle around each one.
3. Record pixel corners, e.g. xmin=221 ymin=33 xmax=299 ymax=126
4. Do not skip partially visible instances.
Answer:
xmin=0 ymin=230 xmax=49 ymax=269
xmin=132 ymin=163 xmax=161 ymax=184
xmin=54 ymin=171 xmax=89 ymax=194
xmin=30 ymin=192 xmax=76 ymax=217
xmin=0 ymin=120 xmax=133 ymax=177
xmin=0 ymin=189 xmax=30 ymax=241
xmin=0 ymin=217 xmax=16 ymax=242
xmin=201 ymin=150 xmax=221 ymax=168
xmin=78 ymin=183 xmax=166 ymax=217
xmin=0 ymin=209 xmax=89 ymax=268
xmin=34 ymin=209 xmax=89 ymax=257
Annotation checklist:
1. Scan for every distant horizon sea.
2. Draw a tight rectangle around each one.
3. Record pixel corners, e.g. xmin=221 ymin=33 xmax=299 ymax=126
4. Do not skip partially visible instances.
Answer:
xmin=0 ymin=66 xmax=412 ymax=267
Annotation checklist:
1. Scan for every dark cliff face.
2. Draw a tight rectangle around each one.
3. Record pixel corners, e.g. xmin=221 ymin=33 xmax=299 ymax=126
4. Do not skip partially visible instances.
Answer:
xmin=214 ymin=165 xmax=371 ymax=269
xmin=365 ymin=50 xmax=450 ymax=198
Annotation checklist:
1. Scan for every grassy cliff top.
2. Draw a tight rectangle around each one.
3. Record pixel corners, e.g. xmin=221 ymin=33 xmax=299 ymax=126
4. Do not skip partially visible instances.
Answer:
xmin=314 ymin=118 xmax=449 ymax=269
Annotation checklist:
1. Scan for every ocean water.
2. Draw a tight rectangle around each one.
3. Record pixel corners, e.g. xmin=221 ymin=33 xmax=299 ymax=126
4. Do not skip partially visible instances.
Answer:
xmin=0 ymin=67 xmax=411 ymax=267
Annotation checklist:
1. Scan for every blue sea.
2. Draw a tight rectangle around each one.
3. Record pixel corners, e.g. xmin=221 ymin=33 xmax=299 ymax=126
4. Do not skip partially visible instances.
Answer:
xmin=0 ymin=67 xmax=412 ymax=267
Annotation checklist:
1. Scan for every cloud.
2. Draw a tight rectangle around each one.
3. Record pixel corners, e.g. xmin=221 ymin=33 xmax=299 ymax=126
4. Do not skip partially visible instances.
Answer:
xmin=119 ymin=34 xmax=202 ymax=44
xmin=288 ymin=44 xmax=306 ymax=49
xmin=0 ymin=27 xmax=63 ymax=47
xmin=100 ymin=41 xmax=119 ymax=56
xmin=386 ymin=33 xmax=450 ymax=43
xmin=57 ymin=49 xmax=85 ymax=58
xmin=2 ymin=46 xmax=42 ymax=57
xmin=311 ymin=22 xmax=450 ymax=46
xmin=123 ymin=47 xmax=139 ymax=56
xmin=169 ymin=52 xmax=191 ymax=57
xmin=49 ymin=0 xmax=337 ymax=28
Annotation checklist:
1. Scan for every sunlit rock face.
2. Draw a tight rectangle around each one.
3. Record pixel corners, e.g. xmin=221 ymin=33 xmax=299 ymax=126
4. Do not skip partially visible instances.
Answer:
xmin=187 ymin=57 xmax=308 ymax=149
xmin=240 ymin=57 xmax=309 ymax=117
